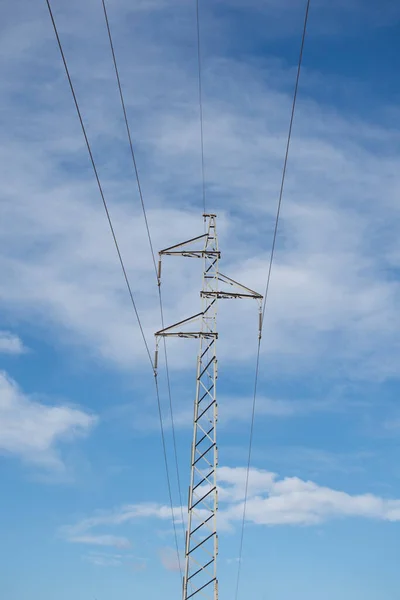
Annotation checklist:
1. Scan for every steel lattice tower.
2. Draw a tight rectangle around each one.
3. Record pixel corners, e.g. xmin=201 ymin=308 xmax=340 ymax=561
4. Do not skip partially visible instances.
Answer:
xmin=155 ymin=214 xmax=262 ymax=600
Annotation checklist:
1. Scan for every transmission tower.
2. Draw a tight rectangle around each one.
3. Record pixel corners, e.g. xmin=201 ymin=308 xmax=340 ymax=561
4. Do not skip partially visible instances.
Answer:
xmin=155 ymin=214 xmax=262 ymax=600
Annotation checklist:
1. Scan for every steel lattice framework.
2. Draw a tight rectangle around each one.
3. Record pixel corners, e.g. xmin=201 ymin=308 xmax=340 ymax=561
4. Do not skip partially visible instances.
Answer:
xmin=155 ymin=214 xmax=262 ymax=600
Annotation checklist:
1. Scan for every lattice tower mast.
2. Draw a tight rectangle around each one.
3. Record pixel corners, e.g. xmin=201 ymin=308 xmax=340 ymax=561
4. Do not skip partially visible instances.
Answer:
xmin=155 ymin=214 xmax=262 ymax=600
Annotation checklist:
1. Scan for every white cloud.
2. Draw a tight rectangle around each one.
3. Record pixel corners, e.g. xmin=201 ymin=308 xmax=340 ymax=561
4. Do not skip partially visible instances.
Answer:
xmin=0 ymin=371 xmax=97 ymax=468
xmin=62 ymin=465 xmax=400 ymax=550
xmin=218 ymin=466 xmax=400 ymax=526
xmin=0 ymin=331 xmax=26 ymax=354
xmin=0 ymin=2 xmax=399 ymax=384
xmin=1 ymin=0 xmax=400 ymax=386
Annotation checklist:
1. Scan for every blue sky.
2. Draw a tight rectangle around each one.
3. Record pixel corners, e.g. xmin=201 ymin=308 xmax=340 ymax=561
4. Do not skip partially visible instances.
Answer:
xmin=1 ymin=0 xmax=400 ymax=598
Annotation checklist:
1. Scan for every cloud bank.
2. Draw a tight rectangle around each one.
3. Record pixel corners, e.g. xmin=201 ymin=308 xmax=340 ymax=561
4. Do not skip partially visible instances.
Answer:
xmin=63 ymin=465 xmax=400 ymax=556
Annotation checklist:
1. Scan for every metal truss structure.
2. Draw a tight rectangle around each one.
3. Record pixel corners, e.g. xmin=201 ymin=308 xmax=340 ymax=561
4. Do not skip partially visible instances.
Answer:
xmin=155 ymin=214 xmax=262 ymax=600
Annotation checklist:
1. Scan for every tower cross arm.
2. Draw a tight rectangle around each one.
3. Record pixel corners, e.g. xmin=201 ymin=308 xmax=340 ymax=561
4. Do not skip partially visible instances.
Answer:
xmin=155 ymin=311 xmax=218 ymax=340
xmin=157 ymin=232 xmax=221 ymax=284
xmin=160 ymin=233 xmax=207 ymax=254
xmin=159 ymin=234 xmax=219 ymax=258
xmin=202 ymin=272 xmax=263 ymax=300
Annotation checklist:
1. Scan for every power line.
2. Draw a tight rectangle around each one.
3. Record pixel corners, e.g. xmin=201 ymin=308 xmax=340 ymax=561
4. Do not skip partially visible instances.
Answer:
xmin=100 ymin=0 xmax=157 ymax=276
xmin=234 ymin=2 xmax=311 ymax=598
xmin=154 ymin=375 xmax=183 ymax=578
xmin=44 ymin=0 xmax=152 ymax=367
xmin=196 ymin=0 xmax=206 ymax=215
xmin=100 ymin=0 xmax=186 ymax=549
xmin=157 ymin=291 xmax=187 ymax=541
xmin=45 ymin=0 xmax=183 ymax=580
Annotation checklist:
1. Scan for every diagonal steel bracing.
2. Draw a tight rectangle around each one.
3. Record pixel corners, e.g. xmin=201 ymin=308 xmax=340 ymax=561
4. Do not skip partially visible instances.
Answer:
xmin=155 ymin=214 xmax=262 ymax=600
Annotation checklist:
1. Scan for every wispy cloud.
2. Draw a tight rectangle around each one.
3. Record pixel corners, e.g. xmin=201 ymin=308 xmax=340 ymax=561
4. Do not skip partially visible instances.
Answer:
xmin=0 ymin=371 xmax=97 ymax=469
xmin=0 ymin=331 xmax=26 ymax=355
xmin=170 ymin=396 xmax=301 ymax=428
xmin=61 ymin=502 xmax=182 ymax=551
xmin=1 ymin=0 xmax=400 ymax=386
xmin=1 ymin=0 xmax=399 ymax=596
xmin=84 ymin=552 xmax=124 ymax=567
xmin=63 ymin=503 xmax=181 ymax=536
xmin=62 ymin=465 xmax=400 ymax=550
xmin=83 ymin=551 xmax=146 ymax=569
xmin=69 ymin=534 xmax=131 ymax=549
xmin=110 ymin=391 xmax=343 ymax=435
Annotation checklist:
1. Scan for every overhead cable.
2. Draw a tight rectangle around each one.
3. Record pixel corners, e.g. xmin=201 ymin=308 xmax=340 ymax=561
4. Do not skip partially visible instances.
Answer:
xmin=45 ymin=0 xmax=183 ymax=579
xmin=234 ymin=2 xmax=311 ymax=599
xmin=100 ymin=0 xmax=187 ymax=552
